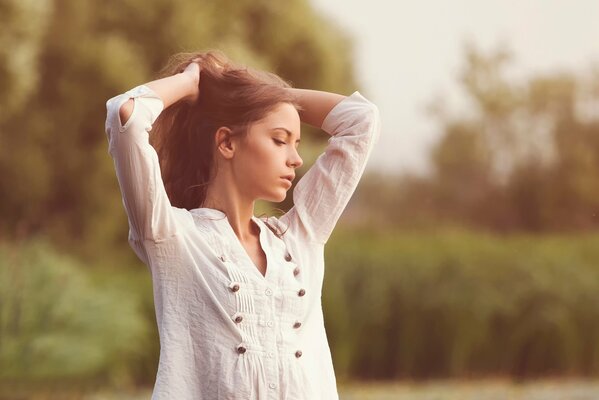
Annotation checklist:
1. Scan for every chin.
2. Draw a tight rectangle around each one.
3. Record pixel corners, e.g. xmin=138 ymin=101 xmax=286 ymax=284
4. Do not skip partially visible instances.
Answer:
xmin=273 ymin=192 xmax=287 ymax=203
xmin=268 ymin=190 xmax=288 ymax=203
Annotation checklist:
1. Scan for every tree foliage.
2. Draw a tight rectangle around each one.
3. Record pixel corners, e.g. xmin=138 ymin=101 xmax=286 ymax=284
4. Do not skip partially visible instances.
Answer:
xmin=0 ymin=0 xmax=358 ymax=262
xmin=354 ymin=44 xmax=599 ymax=232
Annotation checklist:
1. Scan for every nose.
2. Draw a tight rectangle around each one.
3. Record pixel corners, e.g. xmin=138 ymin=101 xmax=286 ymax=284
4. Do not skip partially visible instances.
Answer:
xmin=288 ymin=148 xmax=303 ymax=169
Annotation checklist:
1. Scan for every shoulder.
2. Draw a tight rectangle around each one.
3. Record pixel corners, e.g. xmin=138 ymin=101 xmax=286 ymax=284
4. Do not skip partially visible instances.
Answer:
xmin=257 ymin=215 xmax=288 ymax=239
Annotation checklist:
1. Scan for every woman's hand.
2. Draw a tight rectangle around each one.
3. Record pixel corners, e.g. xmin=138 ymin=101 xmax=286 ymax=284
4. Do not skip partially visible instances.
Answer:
xmin=142 ymin=58 xmax=201 ymax=109
xmin=182 ymin=58 xmax=201 ymax=104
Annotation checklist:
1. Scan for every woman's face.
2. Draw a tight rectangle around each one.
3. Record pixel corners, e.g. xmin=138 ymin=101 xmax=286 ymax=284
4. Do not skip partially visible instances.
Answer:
xmin=231 ymin=102 xmax=303 ymax=203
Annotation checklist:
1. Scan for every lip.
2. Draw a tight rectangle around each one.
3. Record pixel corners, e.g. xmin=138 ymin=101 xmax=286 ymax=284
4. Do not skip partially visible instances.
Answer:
xmin=281 ymin=178 xmax=292 ymax=186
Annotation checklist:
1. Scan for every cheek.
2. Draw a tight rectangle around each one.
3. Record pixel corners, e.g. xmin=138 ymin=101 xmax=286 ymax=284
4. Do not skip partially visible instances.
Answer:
xmin=236 ymin=145 xmax=273 ymax=178
xmin=248 ymin=143 xmax=279 ymax=167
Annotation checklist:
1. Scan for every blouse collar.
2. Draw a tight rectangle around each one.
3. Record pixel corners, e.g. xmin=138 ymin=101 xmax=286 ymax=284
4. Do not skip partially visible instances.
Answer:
xmin=190 ymin=207 xmax=227 ymax=218
xmin=190 ymin=207 xmax=260 ymax=223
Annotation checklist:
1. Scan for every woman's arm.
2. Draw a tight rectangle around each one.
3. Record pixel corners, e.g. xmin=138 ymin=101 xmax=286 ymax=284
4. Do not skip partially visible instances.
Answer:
xmin=280 ymin=89 xmax=381 ymax=245
xmin=105 ymin=63 xmax=200 ymax=248
xmin=119 ymin=63 xmax=200 ymax=125
xmin=287 ymin=88 xmax=346 ymax=129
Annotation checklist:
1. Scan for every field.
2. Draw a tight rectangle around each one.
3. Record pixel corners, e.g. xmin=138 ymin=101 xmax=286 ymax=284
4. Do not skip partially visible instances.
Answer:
xmin=10 ymin=379 xmax=593 ymax=400
xmin=338 ymin=379 xmax=599 ymax=400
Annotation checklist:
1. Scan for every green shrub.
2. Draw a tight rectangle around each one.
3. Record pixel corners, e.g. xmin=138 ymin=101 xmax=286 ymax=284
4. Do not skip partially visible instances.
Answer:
xmin=324 ymin=228 xmax=599 ymax=381
xmin=0 ymin=239 xmax=152 ymax=388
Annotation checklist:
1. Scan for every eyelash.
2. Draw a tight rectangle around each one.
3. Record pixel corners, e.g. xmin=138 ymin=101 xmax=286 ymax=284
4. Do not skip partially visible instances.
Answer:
xmin=273 ymin=139 xmax=300 ymax=149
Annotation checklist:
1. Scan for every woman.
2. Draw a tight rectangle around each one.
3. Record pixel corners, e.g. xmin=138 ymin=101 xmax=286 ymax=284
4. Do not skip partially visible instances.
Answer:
xmin=105 ymin=50 xmax=380 ymax=399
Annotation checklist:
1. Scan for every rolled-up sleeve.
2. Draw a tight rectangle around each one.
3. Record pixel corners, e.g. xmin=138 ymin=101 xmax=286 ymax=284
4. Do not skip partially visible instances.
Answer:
xmin=105 ymin=84 xmax=178 ymax=247
xmin=281 ymin=91 xmax=381 ymax=244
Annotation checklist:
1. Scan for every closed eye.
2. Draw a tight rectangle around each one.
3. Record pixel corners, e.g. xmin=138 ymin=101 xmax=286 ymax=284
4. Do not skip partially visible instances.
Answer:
xmin=273 ymin=139 xmax=286 ymax=145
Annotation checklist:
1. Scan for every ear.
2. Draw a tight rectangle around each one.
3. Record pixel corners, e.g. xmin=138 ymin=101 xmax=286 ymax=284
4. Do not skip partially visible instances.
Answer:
xmin=214 ymin=126 xmax=236 ymax=160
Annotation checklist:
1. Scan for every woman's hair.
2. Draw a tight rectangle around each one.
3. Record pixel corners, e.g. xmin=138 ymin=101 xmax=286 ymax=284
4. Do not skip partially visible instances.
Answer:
xmin=149 ymin=49 xmax=300 ymax=237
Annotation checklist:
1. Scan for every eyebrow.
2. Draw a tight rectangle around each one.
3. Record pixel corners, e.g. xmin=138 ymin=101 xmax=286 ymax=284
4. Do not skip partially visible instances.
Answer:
xmin=271 ymin=127 xmax=301 ymax=143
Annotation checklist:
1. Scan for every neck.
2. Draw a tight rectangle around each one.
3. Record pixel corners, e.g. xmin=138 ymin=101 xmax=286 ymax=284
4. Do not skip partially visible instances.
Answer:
xmin=203 ymin=175 xmax=258 ymax=241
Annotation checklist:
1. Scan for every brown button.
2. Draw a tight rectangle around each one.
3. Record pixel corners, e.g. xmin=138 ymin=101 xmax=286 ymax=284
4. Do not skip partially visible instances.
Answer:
xmin=230 ymin=283 xmax=240 ymax=292
xmin=237 ymin=346 xmax=247 ymax=354
xmin=295 ymin=350 xmax=302 ymax=358
xmin=298 ymin=288 xmax=306 ymax=297
xmin=285 ymin=253 xmax=292 ymax=262
xmin=234 ymin=315 xmax=243 ymax=323
xmin=293 ymin=267 xmax=300 ymax=276
xmin=293 ymin=321 xmax=302 ymax=329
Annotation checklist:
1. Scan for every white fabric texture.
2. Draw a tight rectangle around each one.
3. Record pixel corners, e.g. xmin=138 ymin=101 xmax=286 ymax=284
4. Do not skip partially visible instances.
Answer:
xmin=104 ymin=84 xmax=381 ymax=399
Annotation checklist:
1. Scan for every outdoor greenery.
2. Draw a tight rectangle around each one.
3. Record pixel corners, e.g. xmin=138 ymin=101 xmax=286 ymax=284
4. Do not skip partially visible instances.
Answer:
xmin=353 ymin=45 xmax=599 ymax=232
xmin=3 ymin=231 xmax=599 ymax=391
xmin=0 ymin=240 xmax=153 ymax=388
xmin=2 ymin=0 xmax=599 ymax=396
xmin=324 ymin=228 xmax=599 ymax=381
xmin=0 ymin=0 xmax=357 ymax=263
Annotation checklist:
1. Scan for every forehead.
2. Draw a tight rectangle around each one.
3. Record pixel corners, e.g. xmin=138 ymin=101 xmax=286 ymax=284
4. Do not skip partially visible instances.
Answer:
xmin=251 ymin=103 xmax=301 ymax=136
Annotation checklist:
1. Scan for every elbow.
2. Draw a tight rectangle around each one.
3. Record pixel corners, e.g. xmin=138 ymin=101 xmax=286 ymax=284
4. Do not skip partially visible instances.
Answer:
xmin=354 ymin=96 xmax=379 ymax=126
xmin=366 ymin=101 xmax=380 ymax=121
xmin=105 ymin=95 xmax=135 ymax=133
xmin=360 ymin=102 xmax=380 ymax=130
xmin=119 ymin=99 xmax=135 ymax=127
xmin=363 ymin=103 xmax=381 ymax=146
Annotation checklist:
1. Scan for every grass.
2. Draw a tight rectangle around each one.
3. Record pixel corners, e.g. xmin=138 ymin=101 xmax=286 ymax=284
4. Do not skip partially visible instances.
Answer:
xmin=338 ymin=379 xmax=599 ymax=400
xmin=22 ymin=379 xmax=595 ymax=400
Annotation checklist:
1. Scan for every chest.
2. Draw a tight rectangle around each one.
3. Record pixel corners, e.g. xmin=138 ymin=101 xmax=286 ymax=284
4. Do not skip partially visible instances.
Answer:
xmin=186 ymin=216 xmax=319 ymax=314
xmin=241 ymin=236 xmax=268 ymax=277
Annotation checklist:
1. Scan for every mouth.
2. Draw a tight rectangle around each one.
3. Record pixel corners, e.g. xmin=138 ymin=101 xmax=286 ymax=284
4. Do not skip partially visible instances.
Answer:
xmin=281 ymin=175 xmax=295 ymax=184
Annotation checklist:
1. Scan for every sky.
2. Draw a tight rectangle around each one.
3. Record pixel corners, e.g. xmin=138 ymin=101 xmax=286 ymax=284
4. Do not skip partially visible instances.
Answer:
xmin=309 ymin=0 xmax=599 ymax=176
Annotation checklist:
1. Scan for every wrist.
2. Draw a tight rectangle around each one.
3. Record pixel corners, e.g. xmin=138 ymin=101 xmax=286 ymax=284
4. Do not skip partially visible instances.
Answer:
xmin=178 ymin=71 xmax=199 ymax=103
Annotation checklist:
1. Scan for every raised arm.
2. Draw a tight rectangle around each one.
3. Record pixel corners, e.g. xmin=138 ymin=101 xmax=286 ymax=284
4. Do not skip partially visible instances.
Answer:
xmin=105 ymin=62 xmax=200 ymax=254
xmin=286 ymin=88 xmax=346 ymax=128
xmin=280 ymin=88 xmax=381 ymax=245
xmin=119 ymin=63 xmax=200 ymax=125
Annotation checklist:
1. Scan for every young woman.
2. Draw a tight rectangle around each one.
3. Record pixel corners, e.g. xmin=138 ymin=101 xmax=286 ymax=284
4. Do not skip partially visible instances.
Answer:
xmin=105 ymin=50 xmax=380 ymax=399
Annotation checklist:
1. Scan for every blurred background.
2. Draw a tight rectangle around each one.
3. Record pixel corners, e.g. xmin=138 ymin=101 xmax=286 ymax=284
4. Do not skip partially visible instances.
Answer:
xmin=2 ymin=0 xmax=599 ymax=398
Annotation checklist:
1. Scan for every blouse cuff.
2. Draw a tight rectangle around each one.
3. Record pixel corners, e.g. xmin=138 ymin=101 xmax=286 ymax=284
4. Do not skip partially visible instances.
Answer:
xmin=106 ymin=84 xmax=165 ymax=133
xmin=320 ymin=91 xmax=377 ymax=136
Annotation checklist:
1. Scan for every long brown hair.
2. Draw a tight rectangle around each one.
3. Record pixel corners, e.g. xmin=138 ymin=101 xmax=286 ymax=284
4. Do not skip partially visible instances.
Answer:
xmin=150 ymin=49 xmax=300 ymax=235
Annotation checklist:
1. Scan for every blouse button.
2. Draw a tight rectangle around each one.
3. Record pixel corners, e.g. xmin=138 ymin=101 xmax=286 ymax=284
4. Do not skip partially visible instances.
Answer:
xmin=234 ymin=314 xmax=243 ymax=323
xmin=269 ymin=383 xmax=277 ymax=389
xmin=219 ymin=255 xmax=225 ymax=262
xmin=295 ymin=350 xmax=303 ymax=358
xmin=229 ymin=283 xmax=240 ymax=292
xmin=293 ymin=321 xmax=302 ymax=329
xmin=265 ymin=288 xmax=273 ymax=296
xmin=285 ymin=252 xmax=292 ymax=262
xmin=237 ymin=346 xmax=247 ymax=354
xmin=298 ymin=288 xmax=306 ymax=297
xmin=293 ymin=266 xmax=300 ymax=276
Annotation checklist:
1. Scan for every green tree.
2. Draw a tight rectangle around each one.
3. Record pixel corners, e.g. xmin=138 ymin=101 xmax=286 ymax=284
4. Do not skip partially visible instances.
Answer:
xmin=0 ymin=0 xmax=359 ymax=262
xmin=357 ymin=44 xmax=599 ymax=232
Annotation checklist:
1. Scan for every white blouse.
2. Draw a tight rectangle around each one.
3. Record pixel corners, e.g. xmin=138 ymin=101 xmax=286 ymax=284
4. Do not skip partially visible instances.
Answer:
xmin=105 ymin=83 xmax=380 ymax=399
